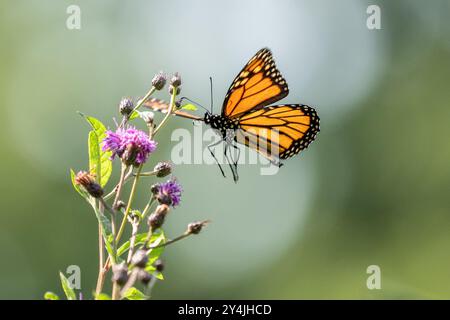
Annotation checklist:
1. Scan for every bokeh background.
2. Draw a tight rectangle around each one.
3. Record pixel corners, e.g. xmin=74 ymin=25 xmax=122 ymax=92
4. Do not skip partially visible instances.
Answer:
xmin=0 ymin=0 xmax=449 ymax=299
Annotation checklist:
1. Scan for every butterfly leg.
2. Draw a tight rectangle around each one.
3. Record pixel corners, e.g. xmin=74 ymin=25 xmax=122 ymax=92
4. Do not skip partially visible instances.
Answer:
xmin=207 ymin=140 xmax=226 ymax=178
xmin=224 ymin=143 xmax=239 ymax=183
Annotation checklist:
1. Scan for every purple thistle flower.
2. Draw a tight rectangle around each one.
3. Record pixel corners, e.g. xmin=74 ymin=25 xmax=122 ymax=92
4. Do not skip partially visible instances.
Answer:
xmin=153 ymin=178 xmax=182 ymax=207
xmin=102 ymin=127 xmax=157 ymax=166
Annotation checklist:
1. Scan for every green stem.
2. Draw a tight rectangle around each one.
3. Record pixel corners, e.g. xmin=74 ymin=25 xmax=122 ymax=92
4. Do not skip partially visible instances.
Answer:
xmin=153 ymin=89 xmax=177 ymax=137
xmin=115 ymin=164 xmax=144 ymax=244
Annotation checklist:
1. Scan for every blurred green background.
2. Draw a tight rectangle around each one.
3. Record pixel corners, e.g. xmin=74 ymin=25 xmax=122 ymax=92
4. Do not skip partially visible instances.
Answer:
xmin=0 ymin=0 xmax=450 ymax=299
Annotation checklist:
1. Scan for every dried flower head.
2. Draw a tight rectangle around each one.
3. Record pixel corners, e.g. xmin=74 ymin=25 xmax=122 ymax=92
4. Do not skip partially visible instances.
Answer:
xmin=74 ymin=171 xmax=104 ymax=198
xmin=152 ymin=178 xmax=182 ymax=207
xmin=187 ymin=220 xmax=210 ymax=235
xmin=119 ymin=97 xmax=134 ymax=116
xmin=152 ymin=71 xmax=167 ymax=90
xmin=147 ymin=204 xmax=169 ymax=230
xmin=102 ymin=127 xmax=157 ymax=166
xmin=154 ymin=161 xmax=173 ymax=178
xmin=112 ymin=262 xmax=128 ymax=286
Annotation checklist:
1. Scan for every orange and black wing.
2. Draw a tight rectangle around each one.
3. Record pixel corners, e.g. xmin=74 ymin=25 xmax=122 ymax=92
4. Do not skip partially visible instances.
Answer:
xmin=222 ymin=48 xmax=289 ymax=119
xmin=143 ymin=98 xmax=203 ymax=121
xmin=234 ymin=104 xmax=320 ymax=161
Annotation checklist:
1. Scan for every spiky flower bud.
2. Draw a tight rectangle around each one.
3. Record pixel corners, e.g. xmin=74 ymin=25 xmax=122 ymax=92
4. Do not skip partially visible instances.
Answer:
xmin=112 ymin=262 xmax=128 ymax=286
xmin=170 ymin=72 xmax=182 ymax=87
xmin=137 ymin=269 xmax=152 ymax=285
xmin=154 ymin=161 xmax=173 ymax=178
xmin=131 ymin=249 xmax=148 ymax=268
xmin=152 ymin=72 xmax=167 ymax=90
xmin=74 ymin=171 xmax=104 ymax=198
xmin=147 ymin=204 xmax=170 ymax=230
xmin=119 ymin=97 xmax=134 ymax=116
xmin=187 ymin=220 xmax=209 ymax=235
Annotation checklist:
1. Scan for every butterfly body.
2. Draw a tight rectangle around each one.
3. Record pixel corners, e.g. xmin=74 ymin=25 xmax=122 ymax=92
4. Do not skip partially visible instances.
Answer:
xmin=204 ymin=112 xmax=240 ymax=142
xmin=144 ymin=48 xmax=320 ymax=182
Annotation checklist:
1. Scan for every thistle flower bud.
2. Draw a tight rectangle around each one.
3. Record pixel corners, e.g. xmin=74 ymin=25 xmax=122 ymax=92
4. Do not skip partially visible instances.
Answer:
xmin=187 ymin=220 xmax=209 ymax=235
xmin=74 ymin=171 xmax=104 ymax=198
xmin=147 ymin=204 xmax=170 ymax=230
xmin=154 ymin=259 xmax=164 ymax=272
xmin=152 ymin=71 xmax=167 ymax=90
xmin=170 ymin=72 xmax=182 ymax=87
xmin=154 ymin=161 xmax=173 ymax=178
xmin=131 ymin=249 xmax=148 ymax=268
xmin=112 ymin=262 xmax=128 ymax=286
xmin=119 ymin=97 xmax=134 ymax=116
xmin=137 ymin=269 xmax=152 ymax=285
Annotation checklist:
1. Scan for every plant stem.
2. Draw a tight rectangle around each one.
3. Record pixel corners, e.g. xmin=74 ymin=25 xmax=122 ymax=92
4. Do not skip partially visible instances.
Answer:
xmin=104 ymin=166 xmax=133 ymax=201
xmin=147 ymin=232 xmax=190 ymax=251
xmin=112 ymin=164 xmax=127 ymax=210
xmin=153 ymin=89 xmax=176 ymax=137
xmin=115 ymin=164 xmax=143 ymax=244
xmin=127 ymin=219 xmax=140 ymax=264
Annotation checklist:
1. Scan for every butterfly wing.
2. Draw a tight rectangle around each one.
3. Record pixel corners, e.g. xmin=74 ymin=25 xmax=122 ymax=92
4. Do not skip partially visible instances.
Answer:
xmin=143 ymin=98 xmax=203 ymax=121
xmin=234 ymin=104 xmax=320 ymax=162
xmin=222 ymin=48 xmax=289 ymax=119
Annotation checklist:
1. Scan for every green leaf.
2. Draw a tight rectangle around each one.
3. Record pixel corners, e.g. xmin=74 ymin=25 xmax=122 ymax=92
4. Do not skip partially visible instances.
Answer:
xmin=117 ymin=233 xmax=147 ymax=257
xmin=88 ymin=130 xmax=100 ymax=177
xmin=93 ymin=207 xmax=116 ymax=263
xmin=148 ymin=230 xmax=166 ymax=264
xmin=129 ymin=110 xmax=139 ymax=120
xmin=59 ymin=272 xmax=77 ymax=300
xmin=122 ymin=287 xmax=149 ymax=300
xmin=44 ymin=291 xmax=60 ymax=300
xmin=117 ymin=229 xmax=165 ymax=257
xmin=80 ymin=114 xmax=112 ymax=187
xmin=95 ymin=293 xmax=111 ymax=300
xmin=70 ymin=169 xmax=89 ymax=200
xmin=181 ymin=103 xmax=197 ymax=111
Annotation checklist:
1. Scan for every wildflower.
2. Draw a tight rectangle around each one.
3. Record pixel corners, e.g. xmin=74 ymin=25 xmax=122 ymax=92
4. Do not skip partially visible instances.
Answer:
xmin=152 ymin=178 xmax=182 ymax=207
xmin=147 ymin=204 xmax=169 ymax=230
xmin=112 ymin=262 xmax=128 ymax=286
xmin=102 ymin=127 xmax=157 ymax=166
xmin=152 ymin=71 xmax=167 ymax=90
xmin=119 ymin=97 xmax=134 ymax=116
xmin=74 ymin=171 xmax=104 ymax=198
xmin=154 ymin=161 xmax=172 ymax=178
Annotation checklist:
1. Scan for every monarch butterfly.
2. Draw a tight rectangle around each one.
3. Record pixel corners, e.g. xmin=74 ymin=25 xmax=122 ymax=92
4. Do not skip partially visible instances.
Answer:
xmin=144 ymin=48 xmax=320 ymax=182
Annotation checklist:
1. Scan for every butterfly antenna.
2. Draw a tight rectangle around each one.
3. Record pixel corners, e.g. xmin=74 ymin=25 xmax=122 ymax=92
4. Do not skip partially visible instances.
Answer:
xmin=209 ymin=76 xmax=214 ymax=113
xmin=179 ymin=97 xmax=210 ymax=113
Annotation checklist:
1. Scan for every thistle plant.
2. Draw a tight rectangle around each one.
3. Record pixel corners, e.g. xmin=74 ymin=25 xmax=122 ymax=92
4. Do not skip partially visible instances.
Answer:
xmin=45 ymin=72 xmax=209 ymax=300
